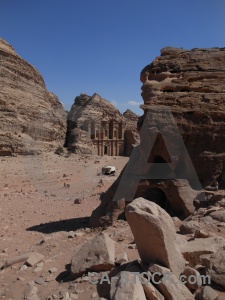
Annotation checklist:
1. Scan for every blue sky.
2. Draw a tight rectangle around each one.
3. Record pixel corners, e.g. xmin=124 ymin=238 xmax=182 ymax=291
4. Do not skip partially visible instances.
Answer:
xmin=1 ymin=1 xmax=225 ymax=115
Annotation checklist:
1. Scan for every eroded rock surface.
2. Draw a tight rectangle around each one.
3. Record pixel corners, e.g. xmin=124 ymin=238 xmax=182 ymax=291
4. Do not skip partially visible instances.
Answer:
xmin=0 ymin=38 xmax=66 ymax=155
xmin=140 ymin=47 xmax=225 ymax=188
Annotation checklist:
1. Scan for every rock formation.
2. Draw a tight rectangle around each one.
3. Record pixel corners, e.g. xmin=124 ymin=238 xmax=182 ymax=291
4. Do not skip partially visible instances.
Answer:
xmin=123 ymin=109 xmax=140 ymax=156
xmin=125 ymin=198 xmax=185 ymax=277
xmin=140 ymin=46 xmax=225 ymax=187
xmin=90 ymin=46 xmax=225 ymax=227
xmin=205 ymin=249 xmax=225 ymax=288
xmin=71 ymin=232 xmax=115 ymax=278
xmin=0 ymin=38 xmax=66 ymax=155
xmin=110 ymin=263 xmax=147 ymax=300
xmin=66 ymin=93 xmax=139 ymax=156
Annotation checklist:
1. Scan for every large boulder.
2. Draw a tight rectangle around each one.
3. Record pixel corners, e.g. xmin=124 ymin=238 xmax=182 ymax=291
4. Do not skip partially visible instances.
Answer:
xmin=148 ymin=265 xmax=194 ymax=300
xmin=0 ymin=38 xmax=66 ymax=155
xmin=125 ymin=198 xmax=185 ymax=277
xmin=71 ymin=232 xmax=115 ymax=277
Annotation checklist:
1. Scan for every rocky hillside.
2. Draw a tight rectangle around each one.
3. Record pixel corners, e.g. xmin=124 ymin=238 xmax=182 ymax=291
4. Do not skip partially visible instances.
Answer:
xmin=66 ymin=93 xmax=139 ymax=156
xmin=0 ymin=38 xmax=66 ymax=155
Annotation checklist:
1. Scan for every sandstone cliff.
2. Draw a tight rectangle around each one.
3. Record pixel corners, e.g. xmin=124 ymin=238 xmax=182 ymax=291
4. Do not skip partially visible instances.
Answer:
xmin=140 ymin=47 xmax=225 ymax=187
xmin=90 ymin=46 xmax=225 ymax=227
xmin=66 ymin=93 xmax=139 ymax=156
xmin=0 ymin=38 xmax=66 ymax=155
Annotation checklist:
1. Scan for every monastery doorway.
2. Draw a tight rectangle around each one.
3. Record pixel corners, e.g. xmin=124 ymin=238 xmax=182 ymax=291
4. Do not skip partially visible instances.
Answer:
xmin=104 ymin=146 xmax=108 ymax=155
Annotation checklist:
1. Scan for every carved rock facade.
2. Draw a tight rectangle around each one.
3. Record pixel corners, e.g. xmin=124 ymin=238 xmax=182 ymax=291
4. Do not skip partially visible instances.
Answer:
xmin=66 ymin=93 xmax=139 ymax=156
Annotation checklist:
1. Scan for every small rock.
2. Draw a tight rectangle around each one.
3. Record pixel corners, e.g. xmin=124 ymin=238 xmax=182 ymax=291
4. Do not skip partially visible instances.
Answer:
xmin=37 ymin=236 xmax=51 ymax=245
xmin=26 ymin=252 xmax=44 ymax=267
xmin=20 ymin=264 xmax=28 ymax=271
xmin=210 ymin=210 xmax=225 ymax=222
xmin=49 ymin=267 xmax=57 ymax=273
xmin=74 ymin=289 xmax=84 ymax=294
xmin=127 ymin=244 xmax=136 ymax=249
xmin=115 ymin=252 xmax=128 ymax=265
xmin=194 ymin=229 xmax=211 ymax=238
xmin=33 ymin=266 xmax=42 ymax=273
xmin=68 ymin=232 xmax=76 ymax=238
xmin=17 ymin=277 xmax=25 ymax=281
xmin=180 ymin=221 xmax=200 ymax=234
xmin=81 ymin=276 xmax=89 ymax=282
xmin=68 ymin=282 xmax=77 ymax=291
xmin=27 ymin=295 xmax=40 ymax=300
xmin=74 ymin=198 xmax=82 ymax=204
xmin=61 ymin=292 xmax=70 ymax=300
xmin=204 ymin=206 xmax=221 ymax=216
xmin=75 ymin=232 xmax=84 ymax=237
xmin=24 ymin=286 xmax=38 ymax=299
xmin=182 ymin=267 xmax=202 ymax=290
xmin=45 ymin=276 xmax=55 ymax=282
xmin=36 ymin=262 xmax=44 ymax=268
xmin=70 ymin=294 xmax=78 ymax=299
xmin=34 ymin=277 xmax=45 ymax=285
